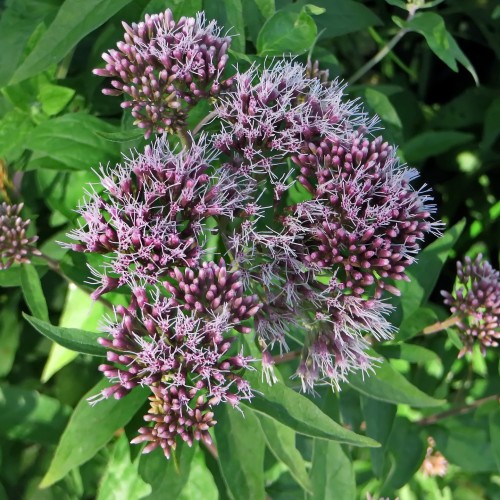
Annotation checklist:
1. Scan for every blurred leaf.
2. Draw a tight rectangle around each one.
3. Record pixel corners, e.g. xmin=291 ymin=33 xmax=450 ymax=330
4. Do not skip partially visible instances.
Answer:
xmin=0 ymin=0 xmax=58 ymax=87
xmin=257 ymin=8 xmax=317 ymax=56
xmin=97 ymin=434 xmax=151 ymax=500
xmin=397 ymin=12 xmax=478 ymax=84
xmin=376 ymin=343 xmax=440 ymax=364
xmin=224 ymin=0 xmax=245 ymax=53
xmin=396 ymin=306 xmax=440 ymax=341
xmin=489 ymin=408 xmax=500 ymax=472
xmin=396 ymin=219 xmax=465 ymax=323
xmin=179 ymin=446 xmax=218 ymax=500
xmin=254 ymin=0 xmax=275 ymax=19
xmin=42 ymin=284 xmax=108 ymax=382
xmin=37 ymin=83 xmax=75 ymax=116
xmin=215 ymin=405 xmax=266 ymax=500
xmin=40 ymin=381 xmax=148 ymax=488
xmin=21 ymin=263 xmax=49 ymax=321
xmin=482 ymin=96 xmax=500 ymax=149
xmin=0 ymin=294 xmax=21 ymax=377
xmin=257 ymin=413 xmax=312 ymax=493
xmin=403 ymin=131 xmax=474 ymax=163
xmin=95 ymin=129 xmax=145 ymax=143
xmin=23 ymin=313 xmax=106 ymax=357
xmin=11 ymin=0 xmax=135 ymax=84
xmin=349 ymin=356 xmax=444 ymax=407
xmin=361 ymin=396 xmax=396 ymax=478
xmin=381 ymin=417 xmax=426 ymax=492
xmin=244 ymin=370 xmax=379 ymax=447
xmin=26 ymin=113 xmax=120 ymax=171
xmin=0 ymin=109 xmax=34 ymax=162
xmin=0 ymin=384 xmax=70 ymax=445
xmin=139 ymin=443 xmax=196 ymax=500
xmin=308 ymin=440 xmax=355 ymax=500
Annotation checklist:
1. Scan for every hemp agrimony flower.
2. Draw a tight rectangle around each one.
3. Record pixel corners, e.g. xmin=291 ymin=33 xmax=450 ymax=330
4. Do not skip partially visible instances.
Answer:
xmin=441 ymin=255 xmax=500 ymax=357
xmin=0 ymin=202 xmax=40 ymax=269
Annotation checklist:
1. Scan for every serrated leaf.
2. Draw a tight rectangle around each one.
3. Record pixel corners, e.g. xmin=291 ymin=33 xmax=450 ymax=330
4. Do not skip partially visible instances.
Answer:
xmin=139 ymin=443 xmax=196 ymax=500
xmin=257 ymin=413 xmax=312 ymax=493
xmin=309 ymin=440 xmax=355 ymax=499
xmin=349 ymin=356 xmax=444 ymax=407
xmin=23 ymin=313 xmax=106 ymax=357
xmin=11 ymin=0 xmax=135 ymax=84
xmin=215 ymin=405 xmax=266 ymax=500
xmin=26 ymin=113 xmax=120 ymax=171
xmin=40 ymin=380 xmax=148 ymax=488
xmin=244 ymin=370 xmax=379 ymax=447
xmin=21 ymin=263 xmax=49 ymax=321
xmin=257 ymin=9 xmax=317 ymax=56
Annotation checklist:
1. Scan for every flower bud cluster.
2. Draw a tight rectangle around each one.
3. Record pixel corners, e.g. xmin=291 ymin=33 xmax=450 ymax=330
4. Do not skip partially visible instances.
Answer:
xmin=441 ymin=254 xmax=500 ymax=356
xmin=94 ymin=9 xmax=232 ymax=138
xmin=0 ymin=202 xmax=40 ymax=269
xmin=91 ymin=260 xmax=261 ymax=457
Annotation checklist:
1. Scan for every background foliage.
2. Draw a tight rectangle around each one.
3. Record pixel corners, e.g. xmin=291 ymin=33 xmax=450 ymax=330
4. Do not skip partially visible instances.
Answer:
xmin=0 ymin=0 xmax=499 ymax=498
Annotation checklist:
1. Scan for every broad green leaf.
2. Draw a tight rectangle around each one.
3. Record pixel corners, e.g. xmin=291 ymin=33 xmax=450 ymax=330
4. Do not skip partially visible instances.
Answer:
xmin=21 ymin=263 xmax=49 ymax=321
xmin=0 ymin=293 xmax=21 ymax=377
xmin=0 ymin=263 xmax=47 ymax=288
xmin=37 ymin=83 xmax=75 ymax=117
xmin=398 ymin=12 xmax=478 ymax=84
xmin=42 ymin=284 xmax=109 ymax=382
xmin=376 ymin=343 xmax=440 ymax=364
xmin=0 ymin=384 xmax=70 ymax=445
xmin=95 ymin=129 xmax=145 ymax=143
xmin=23 ymin=313 xmax=106 ymax=357
xmin=396 ymin=305 xmax=440 ymax=341
xmin=139 ymin=443 xmax=196 ymax=500
xmin=0 ymin=108 xmax=34 ymax=162
xmin=215 ymin=405 xmax=266 ymax=500
xmin=308 ymin=440 xmax=355 ymax=500
xmin=11 ymin=0 xmax=135 ymax=84
xmin=257 ymin=9 xmax=317 ymax=56
xmin=364 ymin=88 xmax=402 ymax=129
xmin=489 ymin=409 xmax=500 ymax=472
xmin=361 ymin=396 xmax=396 ymax=478
xmin=97 ymin=434 xmax=151 ymax=500
xmin=0 ymin=0 xmax=58 ymax=87
xmin=381 ymin=417 xmax=426 ymax=492
xmin=254 ymin=0 xmax=275 ymax=19
xmin=403 ymin=131 xmax=474 ymax=163
xmin=223 ymin=0 xmax=245 ymax=53
xmin=395 ymin=219 xmax=465 ymax=323
xmin=257 ymin=413 xmax=312 ymax=493
xmin=26 ymin=113 xmax=120 ymax=171
xmin=179 ymin=446 xmax=218 ymax=500
xmin=245 ymin=370 xmax=379 ymax=447
xmin=41 ymin=380 xmax=148 ymax=488
xmin=349 ymin=357 xmax=444 ymax=407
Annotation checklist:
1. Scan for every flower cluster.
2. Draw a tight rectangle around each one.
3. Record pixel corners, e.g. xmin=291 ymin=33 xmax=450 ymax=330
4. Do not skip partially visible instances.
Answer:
xmin=94 ymin=9 xmax=232 ymax=138
xmin=0 ymin=202 xmax=40 ymax=269
xmin=92 ymin=260 xmax=261 ymax=457
xmin=66 ymin=135 xmax=248 ymax=299
xmin=441 ymin=254 xmax=500 ymax=356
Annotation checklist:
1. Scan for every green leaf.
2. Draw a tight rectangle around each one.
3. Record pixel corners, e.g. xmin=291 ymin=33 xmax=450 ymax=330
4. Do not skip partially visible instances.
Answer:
xmin=138 ymin=443 xmax=195 ymax=499
xmin=215 ymin=405 xmax=266 ymax=500
xmin=95 ymin=129 xmax=145 ymax=143
xmin=40 ymin=380 xmax=148 ymax=488
xmin=223 ymin=0 xmax=245 ymax=53
xmin=0 ymin=263 xmax=47 ymax=287
xmin=0 ymin=0 xmax=58 ymax=87
xmin=396 ymin=219 xmax=465 ymax=323
xmin=349 ymin=357 xmax=445 ymax=407
xmin=376 ymin=343 xmax=440 ymax=364
xmin=179 ymin=446 xmax=218 ymax=500
xmin=398 ymin=12 xmax=478 ymax=84
xmin=21 ymin=263 xmax=49 ymax=321
xmin=482 ymin=96 xmax=500 ymax=149
xmin=360 ymin=396 xmax=396 ymax=478
xmin=257 ymin=9 xmax=317 ymax=56
xmin=0 ymin=384 xmax=71 ymax=445
xmin=489 ymin=409 xmax=500 ymax=472
xmin=396 ymin=306 xmax=440 ymax=341
xmin=37 ymin=83 xmax=75 ymax=116
xmin=309 ymin=440 xmax=355 ymax=500
xmin=0 ymin=293 xmax=21 ymax=377
xmin=257 ymin=413 xmax=312 ymax=493
xmin=403 ymin=131 xmax=474 ymax=163
xmin=0 ymin=108 xmax=34 ymax=162
xmin=23 ymin=313 xmax=106 ymax=357
xmin=26 ymin=113 xmax=120 ymax=171
xmin=97 ymin=434 xmax=151 ymax=500
xmin=254 ymin=0 xmax=275 ymax=19
xmin=11 ymin=0 xmax=135 ymax=84
xmin=244 ymin=370 xmax=379 ymax=447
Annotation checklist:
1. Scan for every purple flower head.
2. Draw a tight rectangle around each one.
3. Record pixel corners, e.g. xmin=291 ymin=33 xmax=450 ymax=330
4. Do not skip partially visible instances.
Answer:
xmin=0 ymin=202 xmax=41 ymax=269
xmin=66 ymin=135 xmax=248 ymax=298
xmin=94 ymin=9 xmax=232 ymax=138
xmin=289 ymin=133 xmax=442 ymax=298
xmin=90 ymin=259 xmax=261 ymax=458
xmin=441 ymin=254 xmax=500 ymax=357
